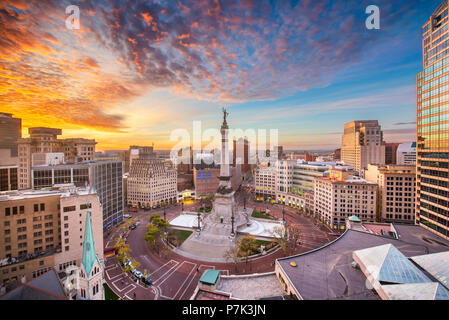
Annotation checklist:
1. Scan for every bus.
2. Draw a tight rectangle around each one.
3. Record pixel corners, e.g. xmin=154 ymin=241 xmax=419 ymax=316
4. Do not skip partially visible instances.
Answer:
xmin=104 ymin=247 xmax=116 ymax=258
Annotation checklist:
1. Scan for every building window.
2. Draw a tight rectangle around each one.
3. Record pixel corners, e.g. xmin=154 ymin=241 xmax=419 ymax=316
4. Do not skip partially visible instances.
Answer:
xmin=5 ymin=208 xmax=10 ymax=216
xmin=80 ymin=203 xmax=92 ymax=210
xmin=40 ymin=203 xmax=45 ymax=211
xmin=63 ymin=206 xmax=76 ymax=212
xmin=34 ymin=204 xmax=39 ymax=212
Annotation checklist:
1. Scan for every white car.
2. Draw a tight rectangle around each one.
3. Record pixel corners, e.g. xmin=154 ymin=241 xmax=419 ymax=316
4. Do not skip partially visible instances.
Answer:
xmin=133 ymin=270 xmax=143 ymax=279
xmin=124 ymin=214 xmax=132 ymax=219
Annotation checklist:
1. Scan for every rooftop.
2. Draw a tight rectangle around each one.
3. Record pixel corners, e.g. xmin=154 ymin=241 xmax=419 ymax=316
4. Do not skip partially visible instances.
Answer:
xmin=353 ymin=243 xmax=449 ymax=300
xmin=0 ymin=269 xmax=67 ymax=300
xmin=199 ymin=269 xmax=220 ymax=285
xmin=276 ymin=224 xmax=449 ymax=300
xmin=194 ymin=290 xmax=233 ymax=300
xmin=411 ymin=251 xmax=449 ymax=288
xmin=217 ymin=274 xmax=285 ymax=300
xmin=0 ymin=185 xmax=94 ymax=202
xmin=32 ymin=159 xmax=122 ymax=169
xmin=317 ymin=175 xmax=376 ymax=185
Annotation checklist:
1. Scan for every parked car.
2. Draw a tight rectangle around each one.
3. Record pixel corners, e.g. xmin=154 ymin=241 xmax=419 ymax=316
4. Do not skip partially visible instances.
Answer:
xmin=130 ymin=224 xmax=137 ymax=230
xmin=135 ymin=221 xmax=141 ymax=226
xmin=132 ymin=269 xmax=143 ymax=279
xmin=124 ymin=214 xmax=132 ymax=219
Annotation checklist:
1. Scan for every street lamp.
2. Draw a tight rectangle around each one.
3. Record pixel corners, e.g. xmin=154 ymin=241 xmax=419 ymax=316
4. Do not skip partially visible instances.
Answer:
xmin=231 ymin=207 xmax=235 ymax=237
xmin=282 ymin=206 xmax=286 ymax=224
xmin=197 ymin=211 xmax=201 ymax=231
xmin=163 ymin=205 xmax=166 ymax=221
xmin=181 ymin=201 xmax=184 ymax=214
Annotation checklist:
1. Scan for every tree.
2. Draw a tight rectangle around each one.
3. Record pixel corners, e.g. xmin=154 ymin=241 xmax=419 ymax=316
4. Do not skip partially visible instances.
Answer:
xmin=149 ymin=214 xmax=170 ymax=228
xmin=114 ymin=237 xmax=133 ymax=280
xmin=146 ymin=214 xmax=170 ymax=254
xmin=114 ymin=237 xmax=131 ymax=264
xmin=144 ymin=224 xmax=161 ymax=251
xmin=223 ymin=246 xmax=240 ymax=272
xmin=130 ymin=259 xmax=140 ymax=271
xmin=237 ymin=235 xmax=259 ymax=265
xmin=286 ymin=224 xmax=301 ymax=253
xmin=272 ymin=225 xmax=289 ymax=255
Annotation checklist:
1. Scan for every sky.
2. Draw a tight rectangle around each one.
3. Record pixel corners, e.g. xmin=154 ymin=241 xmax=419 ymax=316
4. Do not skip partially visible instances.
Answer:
xmin=0 ymin=0 xmax=442 ymax=151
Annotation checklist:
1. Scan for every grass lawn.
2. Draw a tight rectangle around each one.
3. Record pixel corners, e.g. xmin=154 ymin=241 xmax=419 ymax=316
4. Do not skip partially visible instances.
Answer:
xmin=168 ymin=229 xmax=193 ymax=246
xmin=251 ymin=210 xmax=272 ymax=219
xmin=254 ymin=239 xmax=272 ymax=247
xmin=198 ymin=207 xmax=212 ymax=213
xmin=103 ymin=283 xmax=120 ymax=300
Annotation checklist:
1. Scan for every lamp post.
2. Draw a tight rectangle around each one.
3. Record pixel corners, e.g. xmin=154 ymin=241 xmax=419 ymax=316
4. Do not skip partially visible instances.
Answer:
xmin=231 ymin=207 xmax=235 ymax=237
xmin=163 ymin=205 xmax=166 ymax=221
xmin=197 ymin=211 xmax=201 ymax=231
xmin=282 ymin=206 xmax=286 ymax=224
xmin=181 ymin=201 xmax=184 ymax=214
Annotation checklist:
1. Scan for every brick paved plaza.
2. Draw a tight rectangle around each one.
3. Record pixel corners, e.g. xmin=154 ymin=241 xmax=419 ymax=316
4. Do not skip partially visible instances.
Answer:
xmin=104 ymin=190 xmax=335 ymax=300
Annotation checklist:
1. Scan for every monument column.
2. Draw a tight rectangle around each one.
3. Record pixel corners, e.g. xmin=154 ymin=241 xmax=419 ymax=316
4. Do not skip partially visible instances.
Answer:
xmin=218 ymin=108 xmax=232 ymax=193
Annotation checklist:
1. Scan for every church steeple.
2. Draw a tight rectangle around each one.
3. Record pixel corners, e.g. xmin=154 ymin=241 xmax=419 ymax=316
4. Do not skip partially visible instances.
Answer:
xmin=82 ymin=208 xmax=99 ymax=278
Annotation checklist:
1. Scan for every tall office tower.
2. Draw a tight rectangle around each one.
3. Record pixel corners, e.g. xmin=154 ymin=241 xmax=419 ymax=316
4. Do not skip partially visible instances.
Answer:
xmin=275 ymin=160 xmax=332 ymax=212
xmin=341 ymin=120 xmax=386 ymax=175
xmin=127 ymin=159 xmax=177 ymax=209
xmin=233 ymin=137 xmax=250 ymax=174
xmin=333 ymin=148 xmax=341 ymax=161
xmin=31 ymin=160 xmax=123 ymax=230
xmin=416 ymin=1 xmax=449 ymax=239
xmin=17 ymin=128 xmax=96 ymax=190
xmin=314 ymin=168 xmax=377 ymax=230
xmin=61 ymin=138 xmax=96 ymax=163
xmin=17 ymin=128 xmax=63 ymax=190
xmin=0 ymin=113 xmax=21 ymax=158
xmin=365 ymin=164 xmax=416 ymax=224
xmin=385 ymin=143 xmax=400 ymax=164
xmin=254 ymin=166 xmax=277 ymax=201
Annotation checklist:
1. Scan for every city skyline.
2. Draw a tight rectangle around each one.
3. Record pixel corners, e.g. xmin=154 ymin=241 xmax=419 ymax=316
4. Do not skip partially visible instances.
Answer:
xmin=2 ymin=0 xmax=449 ymax=303
xmin=0 ymin=0 xmax=435 ymax=151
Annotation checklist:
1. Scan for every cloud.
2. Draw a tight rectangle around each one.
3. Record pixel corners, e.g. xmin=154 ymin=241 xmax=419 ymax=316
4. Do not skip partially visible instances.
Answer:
xmin=393 ymin=121 xmax=416 ymax=125
xmin=0 ymin=0 xmax=427 ymax=139
xmin=383 ymin=128 xmax=416 ymax=134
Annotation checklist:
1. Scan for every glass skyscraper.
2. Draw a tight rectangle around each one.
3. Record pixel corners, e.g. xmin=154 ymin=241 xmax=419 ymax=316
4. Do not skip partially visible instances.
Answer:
xmin=416 ymin=0 xmax=449 ymax=239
